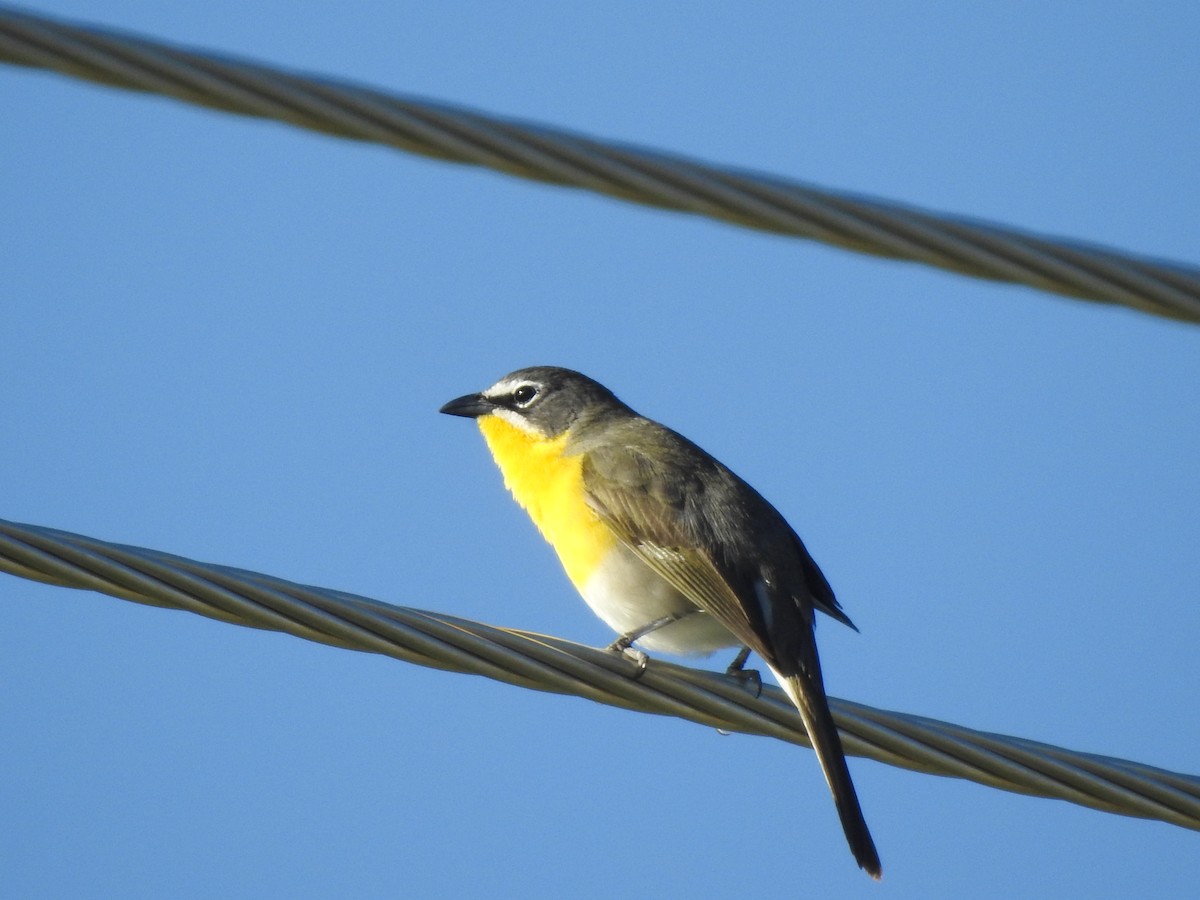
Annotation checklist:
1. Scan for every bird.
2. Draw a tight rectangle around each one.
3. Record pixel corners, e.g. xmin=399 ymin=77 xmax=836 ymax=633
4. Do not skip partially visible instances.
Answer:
xmin=440 ymin=366 xmax=881 ymax=879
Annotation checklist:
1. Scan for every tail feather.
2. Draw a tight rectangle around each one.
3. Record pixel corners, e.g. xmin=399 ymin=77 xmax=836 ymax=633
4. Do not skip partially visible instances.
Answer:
xmin=774 ymin=668 xmax=882 ymax=880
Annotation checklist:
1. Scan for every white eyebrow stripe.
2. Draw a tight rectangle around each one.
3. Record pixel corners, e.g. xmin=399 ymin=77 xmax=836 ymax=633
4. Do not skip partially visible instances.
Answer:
xmin=483 ymin=376 xmax=534 ymax=399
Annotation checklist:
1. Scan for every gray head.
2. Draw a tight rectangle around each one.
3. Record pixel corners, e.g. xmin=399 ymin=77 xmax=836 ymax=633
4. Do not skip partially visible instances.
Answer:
xmin=439 ymin=366 xmax=629 ymax=438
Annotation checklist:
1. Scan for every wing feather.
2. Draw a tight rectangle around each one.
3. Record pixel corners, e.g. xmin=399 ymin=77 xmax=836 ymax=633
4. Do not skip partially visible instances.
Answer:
xmin=579 ymin=420 xmax=771 ymax=657
xmin=577 ymin=417 xmax=881 ymax=878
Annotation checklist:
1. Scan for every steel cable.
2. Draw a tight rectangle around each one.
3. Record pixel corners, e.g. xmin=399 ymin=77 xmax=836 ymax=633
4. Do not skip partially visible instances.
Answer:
xmin=2 ymin=517 xmax=1197 ymax=831
xmin=1 ymin=6 xmax=1198 ymax=324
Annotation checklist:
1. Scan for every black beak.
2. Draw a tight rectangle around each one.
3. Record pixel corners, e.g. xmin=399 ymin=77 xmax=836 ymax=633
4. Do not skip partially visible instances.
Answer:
xmin=439 ymin=392 xmax=494 ymax=419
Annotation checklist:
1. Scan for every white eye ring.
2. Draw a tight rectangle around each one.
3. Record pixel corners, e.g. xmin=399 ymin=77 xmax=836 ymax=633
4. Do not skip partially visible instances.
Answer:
xmin=512 ymin=384 xmax=539 ymax=407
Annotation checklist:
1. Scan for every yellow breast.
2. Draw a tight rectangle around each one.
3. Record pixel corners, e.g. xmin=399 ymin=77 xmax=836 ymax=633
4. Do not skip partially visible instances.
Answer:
xmin=478 ymin=415 xmax=616 ymax=591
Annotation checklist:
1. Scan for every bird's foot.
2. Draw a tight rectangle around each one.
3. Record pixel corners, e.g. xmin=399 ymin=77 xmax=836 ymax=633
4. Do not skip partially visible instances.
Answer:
xmin=727 ymin=667 xmax=763 ymax=698
xmin=605 ymin=637 xmax=650 ymax=679
xmin=620 ymin=646 xmax=650 ymax=678
xmin=724 ymin=647 xmax=762 ymax=698
xmin=606 ymin=634 xmax=633 ymax=653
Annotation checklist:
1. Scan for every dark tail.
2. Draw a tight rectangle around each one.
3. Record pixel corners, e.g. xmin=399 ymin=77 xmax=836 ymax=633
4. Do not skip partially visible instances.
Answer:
xmin=774 ymin=667 xmax=882 ymax=880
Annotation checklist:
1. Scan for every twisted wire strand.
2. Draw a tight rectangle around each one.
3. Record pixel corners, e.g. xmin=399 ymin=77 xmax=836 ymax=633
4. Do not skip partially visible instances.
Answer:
xmin=2 ymin=517 xmax=1197 ymax=831
xmin=2 ymin=7 xmax=1198 ymax=324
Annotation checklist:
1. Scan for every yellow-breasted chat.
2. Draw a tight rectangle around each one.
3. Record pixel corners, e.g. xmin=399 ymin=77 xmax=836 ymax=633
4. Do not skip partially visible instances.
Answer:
xmin=441 ymin=365 xmax=880 ymax=879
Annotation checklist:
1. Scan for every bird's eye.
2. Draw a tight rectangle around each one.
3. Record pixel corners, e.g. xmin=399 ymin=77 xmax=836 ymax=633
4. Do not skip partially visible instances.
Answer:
xmin=512 ymin=385 xmax=539 ymax=407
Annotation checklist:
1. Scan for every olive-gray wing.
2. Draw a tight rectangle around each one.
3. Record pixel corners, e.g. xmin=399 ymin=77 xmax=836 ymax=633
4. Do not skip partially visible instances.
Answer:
xmin=580 ymin=434 xmax=773 ymax=659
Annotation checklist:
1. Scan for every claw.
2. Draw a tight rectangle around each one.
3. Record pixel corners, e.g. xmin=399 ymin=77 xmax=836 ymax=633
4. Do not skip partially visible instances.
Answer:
xmin=729 ymin=667 xmax=763 ymax=698
xmin=725 ymin=646 xmax=762 ymax=698
xmin=621 ymin=646 xmax=650 ymax=679
xmin=606 ymin=634 xmax=633 ymax=653
xmin=605 ymin=640 xmax=649 ymax=679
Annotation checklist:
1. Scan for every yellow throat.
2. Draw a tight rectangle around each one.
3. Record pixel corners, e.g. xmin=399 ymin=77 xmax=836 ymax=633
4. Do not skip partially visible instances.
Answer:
xmin=478 ymin=415 xmax=615 ymax=590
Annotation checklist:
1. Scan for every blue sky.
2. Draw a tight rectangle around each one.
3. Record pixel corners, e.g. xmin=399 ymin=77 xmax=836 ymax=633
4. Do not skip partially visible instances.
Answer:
xmin=3 ymin=3 xmax=1198 ymax=897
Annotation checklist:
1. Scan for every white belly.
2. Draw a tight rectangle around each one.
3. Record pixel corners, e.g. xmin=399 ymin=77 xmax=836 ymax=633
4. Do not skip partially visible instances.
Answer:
xmin=579 ymin=543 xmax=740 ymax=656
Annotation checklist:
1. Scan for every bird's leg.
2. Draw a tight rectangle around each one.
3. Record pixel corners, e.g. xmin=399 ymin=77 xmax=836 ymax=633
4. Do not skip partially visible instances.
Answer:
xmin=607 ymin=613 xmax=689 ymax=652
xmin=725 ymin=646 xmax=762 ymax=697
xmin=726 ymin=646 xmax=752 ymax=672
xmin=606 ymin=610 xmax=701 ymax=678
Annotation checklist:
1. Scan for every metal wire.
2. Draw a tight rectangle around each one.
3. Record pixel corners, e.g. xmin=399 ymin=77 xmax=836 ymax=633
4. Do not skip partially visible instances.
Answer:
xmin=2 ymin=516 xmax=1197 ymax=831
xmin=2 ymin=6 xmax=1198 ymax=324
xmin=1 ymin=4 xmax=1198 ymax=833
